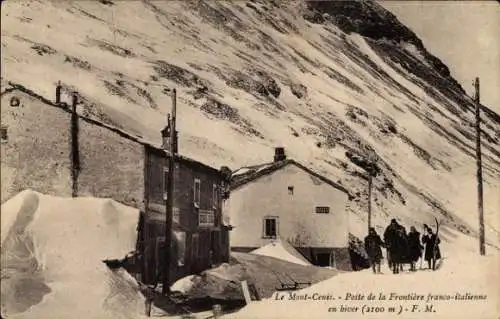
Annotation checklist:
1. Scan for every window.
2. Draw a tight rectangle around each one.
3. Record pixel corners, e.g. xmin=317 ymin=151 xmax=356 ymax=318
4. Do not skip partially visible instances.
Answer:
xmin=194 ymin=178 xmax=201 ymax=208
xmin=174 ymin=231 xmax=186 ymax=267
xmin=315 ymin=206 xmax=330 ymax=214
xmin=199 ymin=209 xmax=215 ymax=227
xmin=192 ymin=233 xmax=199 ymax=261
xmin=263 ymin=217 xmax=278 ymax=238
xmin=173 ymin=207 xmax=180 ymax=224
xmin=288 ymin=186 xmax=294 ymax=195
xmin=162 ymin=167 xmax=169 ymax=200
xmin=212 ymin=184 xmax=219 ymax=209
xmin=0 ymin=126 xmax=7 ymax=143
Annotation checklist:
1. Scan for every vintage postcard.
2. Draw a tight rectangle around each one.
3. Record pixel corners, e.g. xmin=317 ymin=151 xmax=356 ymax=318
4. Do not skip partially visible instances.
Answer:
xmin=1 ymin=0 xmax=498 ymax=318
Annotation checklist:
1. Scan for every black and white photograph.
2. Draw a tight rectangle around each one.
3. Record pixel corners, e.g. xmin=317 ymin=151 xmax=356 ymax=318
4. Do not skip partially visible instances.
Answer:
xmin=1 ymin=1 xmax=499 ymax=318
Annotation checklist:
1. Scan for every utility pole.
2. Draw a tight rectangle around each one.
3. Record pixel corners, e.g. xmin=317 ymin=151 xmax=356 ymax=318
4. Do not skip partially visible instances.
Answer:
xmin=474 ymin=77 xmax=485 ymax=256
xmin=70 ymin=92 xmax=80 ymax=198
xmin=365 ymin=152 xmax=377 ymax=234
xmin=367 ymin=174 xmax=372 ymax=233
xmin=162 ymin=88 xmax=177 ymax=294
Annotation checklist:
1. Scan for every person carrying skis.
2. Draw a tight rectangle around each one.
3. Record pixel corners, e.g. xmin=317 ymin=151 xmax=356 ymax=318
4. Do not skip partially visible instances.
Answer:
xmin=407 ymin=226 xmax=423 ymax=271
xmin=364 ymin=227 xmax=385 ymax=274
xmin=422 ymin=226 xmax=441 ymax=270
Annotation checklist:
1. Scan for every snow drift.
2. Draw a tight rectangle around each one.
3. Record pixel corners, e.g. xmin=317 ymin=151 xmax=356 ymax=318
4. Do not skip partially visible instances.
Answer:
xmin=0 ymin=190 xmax=150 ymax=319
xmin=250 ymin=239 xmax=312 ymax=266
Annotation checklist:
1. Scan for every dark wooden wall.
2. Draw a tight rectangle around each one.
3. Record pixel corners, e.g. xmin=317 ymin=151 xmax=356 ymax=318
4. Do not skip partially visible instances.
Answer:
xmin=141 ymin=146 xmax=230 ymax=286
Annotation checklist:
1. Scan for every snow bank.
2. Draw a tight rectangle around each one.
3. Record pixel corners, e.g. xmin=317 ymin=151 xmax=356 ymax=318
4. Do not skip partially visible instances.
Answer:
xmin=0 ymin=190 xmax=152 ymax=319
xmin=1 ymin=190 xmax=40 ymax=245
xmin=227 ymin=232 xmax=500 ymax=319
xmin=171 ymin=275 xmax=196 ymax=294
xmin=251 ymin=240 xmax=312 ymax=266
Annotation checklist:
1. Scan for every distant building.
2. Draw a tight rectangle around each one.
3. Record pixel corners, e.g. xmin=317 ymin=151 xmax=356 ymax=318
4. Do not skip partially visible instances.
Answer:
xmin=0 ymin=82 xmax=231 ymax=286
xmin=224 ymin=147 xmax=352 ymax=270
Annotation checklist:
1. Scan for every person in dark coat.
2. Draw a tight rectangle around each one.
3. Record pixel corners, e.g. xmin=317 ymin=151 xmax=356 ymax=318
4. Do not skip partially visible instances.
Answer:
xmin=392 ymin=226 xmax=409 ymax=274
xmin=407 ymin=226 xmax=423 ymax=271
xmin=383 ymin=219 xmax=402 ymax=273
xmin=399 ymin=226 xmax=409 ymax=270
xmin=364 ymin=227 xmax=385 ymax=274
xmin=422 ymin=226 xmax=441 ymax=270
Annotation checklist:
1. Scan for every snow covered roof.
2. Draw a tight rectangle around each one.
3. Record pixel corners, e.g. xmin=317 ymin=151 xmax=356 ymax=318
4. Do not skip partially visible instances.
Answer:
xmin=250 ymin=239 xmax=312 ymax=266
xmin=231 ymin=159 xmax=349 ymax=194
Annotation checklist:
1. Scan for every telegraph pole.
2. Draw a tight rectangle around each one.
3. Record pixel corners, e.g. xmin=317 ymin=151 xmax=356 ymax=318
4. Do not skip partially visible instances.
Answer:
xmin=367 ymin=174 xmax=372 ymax=233
xmin=365 ymin=153 xmax=377 ymax=234
xmin=162 ymin=88 xmax=177 ymax=294
xmin=474 ymin=77 xmax=485 ymax=255
xmin=70 ymin=92 xmax=80 ymax=198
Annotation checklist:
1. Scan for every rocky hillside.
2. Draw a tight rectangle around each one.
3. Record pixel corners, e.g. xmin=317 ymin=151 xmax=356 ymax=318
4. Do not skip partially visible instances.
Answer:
xmin=1 ymin=0 xmax=499 ymax=246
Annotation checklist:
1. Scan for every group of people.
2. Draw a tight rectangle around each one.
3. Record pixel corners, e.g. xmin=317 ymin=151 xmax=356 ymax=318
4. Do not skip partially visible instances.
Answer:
xmin=364 ymin=219 xmax=441 ymax=274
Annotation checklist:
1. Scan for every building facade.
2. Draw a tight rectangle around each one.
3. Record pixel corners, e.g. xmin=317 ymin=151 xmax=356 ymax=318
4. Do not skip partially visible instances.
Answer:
xmin=1 ymin=83 xmax=231 ymax=286
xmin=139 ymin=145 xmax=231 ymax=286
xmin=1 ymin=85 xmax=144 ymax=207
xmin=225 ymin=148 xmax=352 ymax=270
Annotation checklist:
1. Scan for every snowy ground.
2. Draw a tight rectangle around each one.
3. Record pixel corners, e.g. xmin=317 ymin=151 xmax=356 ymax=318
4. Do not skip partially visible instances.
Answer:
xmin=1 ymin=190 xmax=499 ymax=318
xmin=226 ymin=239 xmax=500 ymax=319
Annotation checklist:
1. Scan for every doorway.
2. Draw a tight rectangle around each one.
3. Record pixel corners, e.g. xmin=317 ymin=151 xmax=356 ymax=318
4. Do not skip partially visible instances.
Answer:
xmin=315 ymin=253 xmax=332 ymax=267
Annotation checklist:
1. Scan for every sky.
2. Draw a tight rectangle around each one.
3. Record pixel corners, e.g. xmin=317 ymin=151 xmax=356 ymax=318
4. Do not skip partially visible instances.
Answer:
xmin=380 ymin=1 xmax=499 ymax=113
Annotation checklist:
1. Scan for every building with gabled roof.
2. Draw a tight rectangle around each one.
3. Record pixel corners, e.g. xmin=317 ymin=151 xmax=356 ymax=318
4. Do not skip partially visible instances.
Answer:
xmin=1 ymin=82 xmax=231 ymax=286
xmin=224 ymin=147 xmax=352 ymax=270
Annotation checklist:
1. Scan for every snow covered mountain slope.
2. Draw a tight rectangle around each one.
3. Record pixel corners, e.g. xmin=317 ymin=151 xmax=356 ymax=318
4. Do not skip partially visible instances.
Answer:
xmin=1 ymin=0 xmax=499 ymax=245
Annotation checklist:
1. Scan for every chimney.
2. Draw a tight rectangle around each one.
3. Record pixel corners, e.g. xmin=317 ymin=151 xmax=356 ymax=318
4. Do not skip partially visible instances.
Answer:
xmin=220 ymin=166 xmax=232 ymax=182
xmin=161 ymin=114 xmax=171 ymax=151
xmin=274 ymin=147 xmax=286 ymax=162
xmin=162 ymin=89 xmax=179 ymax=154
xmin=55 ymin=81 xmax=62 ymax=104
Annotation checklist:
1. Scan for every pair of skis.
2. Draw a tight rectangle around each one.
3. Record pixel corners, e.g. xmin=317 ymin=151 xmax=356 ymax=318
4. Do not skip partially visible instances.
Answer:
xmin=420 ymin=217 xmax=441 ymax=270
xmin=432 ymin=217 xmax=441 ymax=270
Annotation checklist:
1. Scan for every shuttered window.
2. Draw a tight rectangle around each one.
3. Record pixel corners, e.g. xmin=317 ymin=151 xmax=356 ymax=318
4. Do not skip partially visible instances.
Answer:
xmin=194 ymin=178 xmax=201 ymax=207
xmin=263 ymin=217 xmax=278 ymax=238
xmin=212 ymin=184 xmax=219 ymax=209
